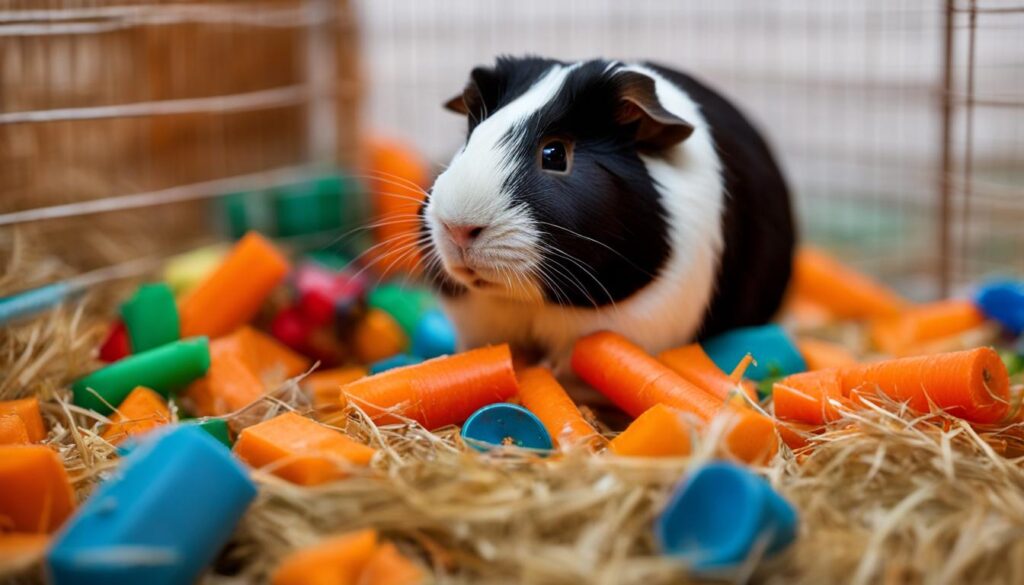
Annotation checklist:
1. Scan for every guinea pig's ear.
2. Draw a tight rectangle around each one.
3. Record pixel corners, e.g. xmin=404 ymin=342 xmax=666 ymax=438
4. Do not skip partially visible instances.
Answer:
xmin=444 ymin=66 xmax=501 ymax=117
xmin=614 ymin=72 xmax=695 ymax=150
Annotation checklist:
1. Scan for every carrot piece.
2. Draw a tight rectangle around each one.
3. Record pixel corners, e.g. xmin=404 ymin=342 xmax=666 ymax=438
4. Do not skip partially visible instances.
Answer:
xmin=272 ymin=529 xmax=378 ymax=585
xmin=364 ymin=138 xmax=430 ymax=278
xmin=571 ymin=331 xmax=778 ymax=464
xmin=0 ymin=397 xmax=46 ymax=443
xmin=178 ymin=231 xmax=290 ymax=339
xmin=517 ymin=367 xmax=600 ymax=448
xmin=212 ymin=326 xmax=312 ymax=384
xmin=100 ymin=386 xmax=170 ymax=445
xmin=0 ymin=414 xmax=30 ymax=445
xmin=773 ymin=370 xmax=846 ymax=424
xmin=869 ymin=300 xmax=986 ymax=356
xmin=797 ymin=338 xmax=858 ymax=370
xmin=0 ymin=445 xmax=76 ymax=533
xmin=184 ymin=353 xmax=265 ymax=417
xmin=776 ymin=421 xmax=818 ymax=451
xmin=353 ymin=309 xmax=408 ymax=363
xmin=658 ymin=344 xmax=758 ymax=402
xmin=792 ymin=247 xmax=908 ymax=320
xmin=608 ymin=404 xmax=693 ymax=457
xmin=339 ymin=345 xmax=518 ymax=430
xmin=361 ymin=541 xmax=425 ymax=585
xmin=303 ymin=366 xmax=368 ymax=412
xmin=233 ymin=412 xmax=376 ymax=485
xmin=0 ymin=532 xmax=50 ymax=567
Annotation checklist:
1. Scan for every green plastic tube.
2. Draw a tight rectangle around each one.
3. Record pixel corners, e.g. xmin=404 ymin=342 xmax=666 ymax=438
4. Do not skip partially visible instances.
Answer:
xmin=120 ymin=283 xmax=180 ymax=352
xmin=367 ymin=284 xmax=437 ymax=336
xmin=73 ymin=337 xmax=211 ymax=415
xmin=186 ymin=418 xmax=233 ymax=448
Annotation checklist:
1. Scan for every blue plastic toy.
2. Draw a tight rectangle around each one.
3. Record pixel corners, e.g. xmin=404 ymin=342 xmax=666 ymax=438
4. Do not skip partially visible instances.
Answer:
xmin=974 ymin=280 xmax=1024 ymax=336
xmin=702 ymin=324 xmax=806 ymax=381
xmin=369 ymin=353 xmax=423 ymax=375
xmin=655 ymin=461 xmax=798 ymax=572
xmin=461 ymin=403 xmax=553 ymax=452
xmin=48 ymin=426 xmax=257 ymax=585
xmin=411 ymin=309 xmax=457 ymax=359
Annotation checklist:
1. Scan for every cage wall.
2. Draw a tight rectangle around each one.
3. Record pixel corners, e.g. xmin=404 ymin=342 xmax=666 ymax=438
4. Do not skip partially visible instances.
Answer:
xmin=355 ymin=0 xmax=1024 ymax=299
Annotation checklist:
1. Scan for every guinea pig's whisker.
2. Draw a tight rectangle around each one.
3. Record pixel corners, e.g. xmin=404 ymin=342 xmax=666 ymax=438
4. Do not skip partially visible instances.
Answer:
xmin=357 ymin=171 xmax=431 ymax=197
xmin=534 ymin=220 xmax=655 ymax=279
xmin=542 ymin=245 xmax=614 ymax=308
xmin=546 ymin=256 xmax=601 ymax=310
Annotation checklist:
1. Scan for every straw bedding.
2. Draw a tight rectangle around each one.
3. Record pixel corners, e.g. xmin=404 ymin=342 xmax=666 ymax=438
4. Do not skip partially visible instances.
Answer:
xmin=3 ymin=232 xmax=1024 ymax=585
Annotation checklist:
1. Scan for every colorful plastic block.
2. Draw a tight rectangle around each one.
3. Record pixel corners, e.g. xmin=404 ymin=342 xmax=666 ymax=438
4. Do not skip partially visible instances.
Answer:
xmin=410 ymin=309 xmax=456 ymax=359
xmin=162 ymin=244 xmax=229 ymax=296
xmin=369 ymin=354 xmax=423 ymax=375
xmin=461 ymin=403 xmax=553 ymax=452
xmin=47 ymin=426 xmax=256 ymax=585
xmin=0 ymin=445 xmax=76 ymax=533
xmin=0 ymin=414 xmax=30 ymax=445
xmin=975 ymin=280 xmax=1024 ymax=336
xmin=702 ymin=324 xmax=806 ymax=381
xmin=655 ymin=462 xmax=797 ymax=571
xmin=73 ymin=337 xmax=211 ymax=416
xmin=98 ymin=320 xmax=131 ymax=363
xmin=187 ymin=418 xmax=233 ymax=449
xmin=121 ymin=283 xmax=180 ymax=353
xmin=367 ymin=285 xmax=436 ymax=336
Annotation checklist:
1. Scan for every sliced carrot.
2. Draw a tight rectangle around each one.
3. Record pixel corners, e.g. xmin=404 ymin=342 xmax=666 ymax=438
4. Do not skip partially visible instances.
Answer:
xmin=776 ymin=421 xmax=818 ymax=451
xmin=773 ymin=370 xmax=846 ymax=425
xmin=178 ymin=231 xmax=290 ymax=339
xmin=608 ymin=404 xmax=693 ymax=457
xmin=184 ymin=353 xmax=265 ymax=417
xmin=101 ymin=386 xmax=170 ymax=446
xmin=212 ymin=326 xmax=311 ymax=384
xmin=870 ymin=300 xmax=986 ymax=356
xmin=303 ymin=366 xmax=368 ymax=413
xmin=0 ymin=445 xmax=76 ymax=533
xmin=361 ymin=542 xmax=425 ymax=585
xmin=797 ymin=338 xmax=858 ymax=370
xmin=0 ymin=397 xmax=46 ymax=443
xmin=572 ymin=331 xmax=777 ymax=464
xmin=234 ymin=412 xmax=376 ymax=485
xmin=517 ymin=367 xmax=600 ymax=448
xmin=339 ymin=345 xmax=518 ymax=430
xmin=773 ymin=347 xmax=1009 ymax=424
xmin=792 ymin=247 xmax=908 ymax=320
xmin=0 ymin=532 xmax=50 ymax=567
xmin=353 ymin=309 xmax=408 ymax=363
xmin=0 ymin=414 xmax=30 ymax=445
xmin=272 ymin=529 xmax=378 ymax=585
xmin=658 ymin=343 xmax=758 ymax=402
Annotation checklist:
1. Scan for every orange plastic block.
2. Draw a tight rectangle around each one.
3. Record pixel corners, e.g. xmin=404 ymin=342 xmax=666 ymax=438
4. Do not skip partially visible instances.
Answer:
xmin=0 ymin=445 xmax=76 ymax=533
xmin=0 ymin=397 xmax=46 ymax=443
xmin=303 ymin=367 xmax=367 ymax=412
xmin=234 ymin=412 xmax=376 ymax=485
xmin=361 ymin=542 xmax=424 ymax=585
xmin=272 ymin=529 xmax=378 ymax=585
xmin=211 ymin=326 xmax=311 ymax=384
xmin=178 ymin=231 xmax=290 ymax=339
xmin=353 ymin=309 xmax=408 ymax=363
xmin=101 ymin=386 xmax=170 ymax=446
xmin=0 ymin=414 xmax=30 ymax=445
xmin=609 ymin=404 xmax=693 ymax=457
xmin=0 ymin=533 xmax=50 ymax=568
xmin=184 ymin=353 xmax=265 ymax=417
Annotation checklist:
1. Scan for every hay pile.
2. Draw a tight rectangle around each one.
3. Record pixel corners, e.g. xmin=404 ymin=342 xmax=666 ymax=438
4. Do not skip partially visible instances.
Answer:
xmin=3 ymin=233 xmax=1024 ymax=585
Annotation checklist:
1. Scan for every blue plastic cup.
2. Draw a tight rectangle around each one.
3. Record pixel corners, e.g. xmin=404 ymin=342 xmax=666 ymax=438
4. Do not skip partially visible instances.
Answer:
xmin=655 ymin=461 xmax=798 ymax=572
xmin=702 ymin=324 xmax=806 ymax=381
xmin=461 ymin=403 xmax=553 ymax=452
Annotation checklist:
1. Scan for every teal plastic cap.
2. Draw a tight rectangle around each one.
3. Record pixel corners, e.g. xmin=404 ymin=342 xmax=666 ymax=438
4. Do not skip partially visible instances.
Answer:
xmin=461 ymin=403 xmax=553 ymax=453
xmin=702 ymin=324 xmax=806 ymax=381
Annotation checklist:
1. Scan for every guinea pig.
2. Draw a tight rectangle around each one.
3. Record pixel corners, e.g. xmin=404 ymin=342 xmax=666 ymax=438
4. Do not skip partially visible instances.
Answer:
xmin=419 ymin=56 xmax=795 ymax=373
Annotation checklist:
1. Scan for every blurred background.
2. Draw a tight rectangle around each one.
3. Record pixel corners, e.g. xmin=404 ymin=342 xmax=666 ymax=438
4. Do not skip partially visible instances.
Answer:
xmin=2 ymin=0 xmax=1022 ymax=299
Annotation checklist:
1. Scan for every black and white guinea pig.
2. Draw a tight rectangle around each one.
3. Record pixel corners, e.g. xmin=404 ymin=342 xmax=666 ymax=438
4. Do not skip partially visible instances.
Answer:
xmin=419 ymin=56 xmax=795 ymax=372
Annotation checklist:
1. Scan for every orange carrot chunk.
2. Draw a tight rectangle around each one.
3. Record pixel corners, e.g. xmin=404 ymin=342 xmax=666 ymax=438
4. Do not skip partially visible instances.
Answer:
xmin=775 ymin=421 xmax=819 ymax=451
xmin=361 ymin=542 xmax=425 ymax=585
xmin=572 ymin=331 xmax=777 ymax=464
xmin=234 ymin=412 xmax=376 ymax=485
xmin=0 ymin=414 xmax=30 ymax=445
xmin=869 ymin=300 xmax=986 ymax=357
xmin=0 ymin=397 xmax=46 ymax=443
xmin=212 ymin=326 xmax=311 ymax=384
xmin=792 ymin=247 xmax=908 ymax=320
xmin=517 ymin=367 xmax=600 ymax=448
xmin=100 ymin=386 xmax=170 ymax=445
xmin=272 ymin=529 xmax=378 ymax=585
xmin=184 ymin=352 xmax=265 ymax=417
xmin=178 ymin=231 xmax=290 ymax=339
xmin=339 ymin=345 xmax=518 ymax=430
xmin=352 ymin=309 xmax=408 ymax=363
xmin=658 ymin=343 xmax=758 ymax=402
xmin=608 ymin=404 xmax=693 ymax=457
xmin=773 ymin=370 xmax=846 ymax=425
xmin=0 ymin=445 xmax=76 ymax=533
xmin=797 ymin=338 xmax=859 ymax=370
xmin=303 ymin=366 xmax=368 ymax=413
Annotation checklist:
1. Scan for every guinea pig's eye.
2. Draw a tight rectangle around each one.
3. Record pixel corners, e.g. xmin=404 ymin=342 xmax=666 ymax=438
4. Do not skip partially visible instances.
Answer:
xmin=540 ymin=140 xmax=570 ymax=173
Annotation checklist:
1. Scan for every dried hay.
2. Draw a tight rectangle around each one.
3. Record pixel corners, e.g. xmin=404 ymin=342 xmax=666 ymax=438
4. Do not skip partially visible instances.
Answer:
xmin=3 ymin=234 xmax=1024 ymax=585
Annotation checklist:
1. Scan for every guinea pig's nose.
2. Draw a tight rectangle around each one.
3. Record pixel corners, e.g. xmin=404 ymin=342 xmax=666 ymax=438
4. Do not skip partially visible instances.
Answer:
xmin=444 ymin=223 xmax=487 ymax=248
